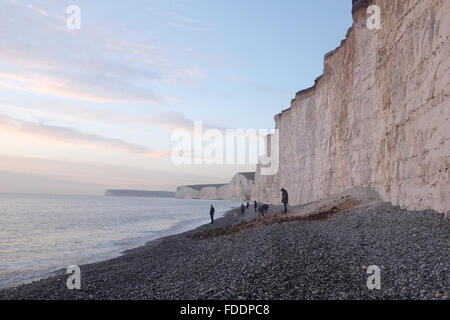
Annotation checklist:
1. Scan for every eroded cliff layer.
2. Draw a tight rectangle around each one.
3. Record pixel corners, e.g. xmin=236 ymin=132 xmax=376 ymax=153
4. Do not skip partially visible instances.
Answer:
xmin=253 ymin=0 xmax=449 ymax=213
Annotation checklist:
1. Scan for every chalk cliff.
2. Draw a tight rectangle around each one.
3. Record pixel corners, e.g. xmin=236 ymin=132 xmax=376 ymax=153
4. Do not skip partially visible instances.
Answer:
xmin=176 ymin=172 xmax=255 ymax=201
xmin=253 ymin=0 xmax=449 ymax=214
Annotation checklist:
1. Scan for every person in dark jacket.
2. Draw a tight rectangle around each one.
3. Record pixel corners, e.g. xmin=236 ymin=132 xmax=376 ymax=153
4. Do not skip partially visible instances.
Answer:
xmin=281 ymin=188 xmax=289 ymax=213
xmin=246 ymin=201 xmax=249 ymax=210
xmin=210 ymin=205 xmax=215 ymax=224
xmin=240 ymin=203 xmax=245 ymax=215
xmin=254 ymin=200 xmax=257 ymax=212
xmin=258 ymin=204 xmax=269 ymax=219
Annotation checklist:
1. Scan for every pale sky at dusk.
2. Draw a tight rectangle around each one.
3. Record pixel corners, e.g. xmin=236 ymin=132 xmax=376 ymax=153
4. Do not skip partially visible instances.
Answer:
xmin=0 ymin=0 xmax=352 ymax=194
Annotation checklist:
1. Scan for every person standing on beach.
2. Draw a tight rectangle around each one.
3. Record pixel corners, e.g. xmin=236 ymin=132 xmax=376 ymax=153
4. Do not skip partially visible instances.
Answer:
xmin=246 ymin=201 xmax=249 ymax=211
xmin=254 ymin=201 xmax=257 ymax=212
xmin=240 ymin=203 xmax=245 ymax=215
xmin=258 ymin=204 xmax=269 ymax=219
xmin=210 ymin=205 xmax=215 ymax=224
xmin=281 ymin=188 xmax=289 ymax=213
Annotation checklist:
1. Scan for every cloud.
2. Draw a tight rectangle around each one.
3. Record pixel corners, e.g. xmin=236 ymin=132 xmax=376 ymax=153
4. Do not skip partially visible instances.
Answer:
xmin=0 ymin=102 xmax=264 ymax=144
xmin=145 ymin=151 xmax=171 ymax=159
xmin=1 ymin=102 xmax=195 ymax=132
xmin=145 ymin=111 xmax=195 ymax=131
xmin=105 ymin=39 xmax=163 ymax=56
xmin=0 ymin=2 xmax=200 ymax=104
xmin=146 ymin=5 xmax=195 ymax=26
xmin=0 ymin=79 xmax=27 ymax=92
xmin=0 ymin=71 xmax=159 ymax=104
xmin=0 ymin=114 xmax=153 ymax=154
xmin=26 ymin=4 xmax=48 ymax=16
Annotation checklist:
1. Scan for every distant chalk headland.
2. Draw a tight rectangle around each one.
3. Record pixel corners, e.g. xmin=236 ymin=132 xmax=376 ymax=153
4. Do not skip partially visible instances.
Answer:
xmin=105 ymin=190 xmax=176 ymax=198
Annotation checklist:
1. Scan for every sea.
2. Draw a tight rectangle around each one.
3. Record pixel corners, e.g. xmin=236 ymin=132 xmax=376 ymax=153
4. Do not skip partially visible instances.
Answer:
xmin=0 ymin=193 xmax=241 ymax=287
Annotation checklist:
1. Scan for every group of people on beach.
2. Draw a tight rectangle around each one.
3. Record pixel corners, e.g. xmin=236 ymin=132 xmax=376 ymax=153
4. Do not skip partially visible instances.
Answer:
xmin=209 ymin=188 xmax=289 ymax=224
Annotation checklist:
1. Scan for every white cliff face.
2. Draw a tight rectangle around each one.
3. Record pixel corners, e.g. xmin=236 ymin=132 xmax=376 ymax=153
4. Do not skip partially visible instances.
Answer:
xmin=175 ymin=173 xmax=255 ymax=201
xmin=230 ymin=174 xmax=254 ymax=201
xmin=252 ymin=133 xmax=281 ymax=203
xmin=199 ymin=187 xmax=219 ymax=200
xmin=217 ymin=184 xmax=233 ymax=200
xmin=176 ymin=186 xmax=201 ymax=199
xmin=253 ymin=0 xmax=450 ymax=213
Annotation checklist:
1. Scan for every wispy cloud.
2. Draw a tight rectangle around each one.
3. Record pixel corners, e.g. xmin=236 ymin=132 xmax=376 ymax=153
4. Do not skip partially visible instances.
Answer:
xmin=0 ymin=2 xmax=202 ymax=104
xmin=0 ymin=79 xmax=27 ymax=92
xmin=0 ymin=113 xmax=160 ymax=154
xmin=0 ymin=102 xmax=264 ymax=143
xmin=0 ymin=102 xmax=195 ymax=132
xmin=146 ymin=4 xmax=198 ymax=29
xmin=26 ymin=4 xmax=48 ymax=17
xmin=0 ymin=71 xmax=159 ymax=104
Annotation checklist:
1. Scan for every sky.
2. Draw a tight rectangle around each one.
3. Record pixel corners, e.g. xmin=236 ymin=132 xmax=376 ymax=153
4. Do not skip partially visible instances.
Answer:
xmin=0 ymin=0 xmax=353 ymax=194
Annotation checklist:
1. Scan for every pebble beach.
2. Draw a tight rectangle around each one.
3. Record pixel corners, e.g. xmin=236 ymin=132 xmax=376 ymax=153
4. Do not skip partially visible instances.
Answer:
xmin=1 ymin=189 xmax=449 ymax=300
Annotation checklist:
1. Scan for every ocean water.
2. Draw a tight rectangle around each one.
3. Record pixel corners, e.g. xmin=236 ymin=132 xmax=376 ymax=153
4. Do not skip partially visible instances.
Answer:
xmin=0 ymin=193 xmax=241 ymax=287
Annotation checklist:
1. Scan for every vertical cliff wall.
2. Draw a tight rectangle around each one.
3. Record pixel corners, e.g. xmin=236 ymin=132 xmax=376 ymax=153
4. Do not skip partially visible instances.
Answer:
xmin=253 ymin=0 xmax=450 ymax=213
